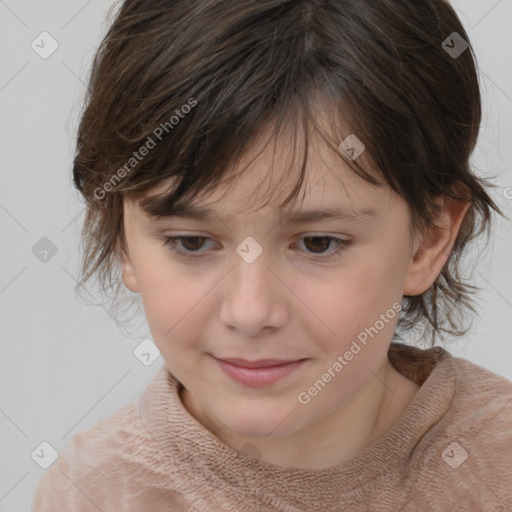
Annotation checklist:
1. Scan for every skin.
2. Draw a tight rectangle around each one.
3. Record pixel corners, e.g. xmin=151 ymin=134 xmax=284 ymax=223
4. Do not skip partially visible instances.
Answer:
xmin=120 ymin=124 xmax=470 ymax=469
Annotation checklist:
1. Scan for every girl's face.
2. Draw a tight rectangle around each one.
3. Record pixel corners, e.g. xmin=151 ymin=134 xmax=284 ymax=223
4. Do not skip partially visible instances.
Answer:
xmin=121 ymin=129 xmax=423 ymax=438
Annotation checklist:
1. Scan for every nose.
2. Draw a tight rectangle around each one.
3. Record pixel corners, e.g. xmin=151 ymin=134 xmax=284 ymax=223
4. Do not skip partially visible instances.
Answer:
xmin=219 ymin=249 xmax=288 ymax=337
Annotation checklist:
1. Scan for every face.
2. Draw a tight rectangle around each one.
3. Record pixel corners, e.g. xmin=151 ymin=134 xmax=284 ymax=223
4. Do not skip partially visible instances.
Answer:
xmin=121 ymin=127 xmax=424 ymax=438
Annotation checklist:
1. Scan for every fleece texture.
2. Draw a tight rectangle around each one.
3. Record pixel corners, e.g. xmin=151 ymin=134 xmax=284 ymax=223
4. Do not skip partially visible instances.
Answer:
xmin=31 ymin=345 xmax=512 ymax=511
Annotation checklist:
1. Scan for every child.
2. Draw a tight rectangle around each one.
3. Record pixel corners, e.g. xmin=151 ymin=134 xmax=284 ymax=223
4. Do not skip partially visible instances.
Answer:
xmin=32 ymin=0 xmax=512 ymax=510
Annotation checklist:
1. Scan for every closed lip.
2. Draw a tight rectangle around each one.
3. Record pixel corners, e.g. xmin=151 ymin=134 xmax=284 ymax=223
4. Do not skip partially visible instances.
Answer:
xmin=215 ymin=357 xmax=305 ymax=369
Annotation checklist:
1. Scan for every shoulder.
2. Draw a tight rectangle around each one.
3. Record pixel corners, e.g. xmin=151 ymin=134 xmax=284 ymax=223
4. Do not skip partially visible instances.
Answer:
xmin=446 ymin=354 xmax=512 ymax=445
xmin=30 ymin=397 xmax=186 ymax=511
xmin=451 ymin=352 xmax=512 ymax=393
xmin=408 ymin=352 xmax=512 ymax=511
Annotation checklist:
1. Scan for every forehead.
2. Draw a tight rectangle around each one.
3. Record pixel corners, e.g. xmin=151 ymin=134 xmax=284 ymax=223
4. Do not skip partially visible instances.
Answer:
xmin=135 ymin=123 xmax=390 ymax=222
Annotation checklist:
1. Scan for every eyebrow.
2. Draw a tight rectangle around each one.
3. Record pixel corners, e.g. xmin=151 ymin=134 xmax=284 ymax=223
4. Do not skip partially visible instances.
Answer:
xmin=140 ymin=201 xmax=378 ymax=225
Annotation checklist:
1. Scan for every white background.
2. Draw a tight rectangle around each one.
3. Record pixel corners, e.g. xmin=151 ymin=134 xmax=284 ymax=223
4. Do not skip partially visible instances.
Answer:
xmin=0 ymin=0 xmax=511 ymax=509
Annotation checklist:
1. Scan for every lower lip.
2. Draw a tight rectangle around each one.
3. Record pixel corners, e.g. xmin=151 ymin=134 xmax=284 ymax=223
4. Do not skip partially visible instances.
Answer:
xmin=215 ymin=358 xmax=306 ymax=387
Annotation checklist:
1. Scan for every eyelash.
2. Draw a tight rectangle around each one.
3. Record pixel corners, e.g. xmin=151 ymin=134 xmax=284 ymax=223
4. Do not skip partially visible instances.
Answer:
xmin=160 ymin=235 xmax=351 ymax=261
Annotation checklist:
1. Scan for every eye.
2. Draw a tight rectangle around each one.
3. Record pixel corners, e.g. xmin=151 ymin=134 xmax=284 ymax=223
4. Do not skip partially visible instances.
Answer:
xmin=161 ymin=234 xmax=351 ymax=260
xmin=293 ymin=235 xmax=351 ymax=259
xmin=161 ymin=236 xmax=214 ymax=259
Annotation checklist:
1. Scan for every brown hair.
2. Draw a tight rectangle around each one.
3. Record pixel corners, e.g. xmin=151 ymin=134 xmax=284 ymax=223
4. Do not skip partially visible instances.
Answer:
xmin=72 ymin=0 xmax=504 ymax=345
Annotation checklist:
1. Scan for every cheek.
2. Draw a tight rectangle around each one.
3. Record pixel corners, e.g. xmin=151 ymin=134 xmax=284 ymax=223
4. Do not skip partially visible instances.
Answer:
xmin=301 ymin=254 xmax=404 ymax=334
xmin=133 ymin=251 xmax=196 ymax=339
xmin=296 ymin=253 xmax=405 ymax=372
xmin=292 ymin=265 xmax=403 ymax=417
xmin=134 ymin=254 xmax=220 ymax=363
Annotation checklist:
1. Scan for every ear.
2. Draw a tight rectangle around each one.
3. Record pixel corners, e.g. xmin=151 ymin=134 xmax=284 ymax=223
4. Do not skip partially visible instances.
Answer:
xmin=119 ymin=244 xmax=140 ymax=293
xmin=403 ymin=196 xmax=470 ymax=296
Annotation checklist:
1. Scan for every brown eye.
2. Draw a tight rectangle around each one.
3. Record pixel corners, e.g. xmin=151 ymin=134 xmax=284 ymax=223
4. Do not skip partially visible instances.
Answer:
xmin=295 ymin=235 xmax=351 ymax=259
xmin=178 ymin=236 xmax=207 ymax=251
xmin=303 ymin=236 xmax=331 ymax=253
xmin=162 ymin=236 xmax=215 ymax=259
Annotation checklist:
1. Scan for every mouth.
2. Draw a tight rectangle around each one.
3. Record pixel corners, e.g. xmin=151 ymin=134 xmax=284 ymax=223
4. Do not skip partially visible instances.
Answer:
xmin=213 ymin=356 xmax=308 ymax=387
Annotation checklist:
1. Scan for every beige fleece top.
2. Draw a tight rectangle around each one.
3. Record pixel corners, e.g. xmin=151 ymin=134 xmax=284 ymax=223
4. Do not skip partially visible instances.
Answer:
xmin=31 ymin=345 xmax=512 ymax=511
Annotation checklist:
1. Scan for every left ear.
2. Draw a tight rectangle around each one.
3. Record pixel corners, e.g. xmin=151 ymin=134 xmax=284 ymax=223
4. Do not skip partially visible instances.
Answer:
xmin=403 ymin=195 xmax=470 ymax=296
